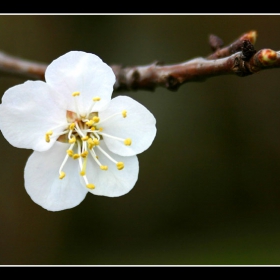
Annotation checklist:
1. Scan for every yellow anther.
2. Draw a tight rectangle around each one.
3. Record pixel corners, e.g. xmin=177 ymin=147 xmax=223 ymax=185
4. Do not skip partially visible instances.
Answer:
xmin=72 ymin=91 xmax=80 ymax=96
xmin=124 ymin=138 xmax=132 ymax=146
xmin=100 ymin=165 xmax=108 ymax=171
xmin=67 ymin=149 xmax=74 ymax=157
xmin=99 ymin=127 xmax=103 ymax=132
xmin=90 ymin=126 xmax=96 ymax=131
xmin=92 ymin=116 xmax=100 ymax=123
xmin=69 ymin=136 xmax=76 ymax=144
xmin=122 ymin=110 xmax=127 ymax=118
xmin=45 ymin=134 xmax=50 ymax=143
xmin=86 ymin=120 xmax=94 ymax=127
xmin=69 ymin=123 xmax=75 ymax=130
xmin=80 ymin=171 xmax=86 ymax=176
xmin=45 ymin=130 xmax=53 ymax=143
xmin=116 ymin=162 xmax=124 ymax=170
xmin=93 ymin=97 xmax=101 ymax=101
xmin=86 ymin=184 xmax=95 ymax=189
xmin=59 ymin=171 xmax=66 ymax=179
xmin=81 ymin=151 xmax=88 ymax=158
xmin=93 ymin=138 xmax=99 ymax=146
xmin=82 ymin=135 xmax=89 ymax=141
xmin=73 ymin=154 xmax=80 ymax=159
xmin=87 ymin=138 xmax=94 ymax=149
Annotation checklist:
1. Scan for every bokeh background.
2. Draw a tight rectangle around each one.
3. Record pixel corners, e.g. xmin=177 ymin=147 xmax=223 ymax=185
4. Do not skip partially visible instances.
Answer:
xmin=0 ymin=14 xmax=280 ymax=265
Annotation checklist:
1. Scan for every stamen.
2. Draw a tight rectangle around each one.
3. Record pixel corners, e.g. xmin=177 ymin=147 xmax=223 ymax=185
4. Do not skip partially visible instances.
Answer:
xmin=116 ymin=162 xmax=124 ymax=170
xmin=88 ymin=149 xmax=108 ymax=170
xmin=80 ymin=156 xmax=87 ymax=176
xmin=45 ymin=134 xmax=51 ymax=143
xmin=77 ymin=142 xmax=95 ymax=189
xmin=87 ymin=184 xmax=95 ymax=189
xmin=73 ymin=154 xmax=80 ymax=159
xmin=59 ymin=171 xmax=66 ymax=179
xmin=92 ymin=116 xmax=100 ymax=123
xmin=69 ymin=123 xmax=76 ymax=130
xmin=100 ymin=165 xmax=108 ymax=170
xmin=58 ymin=143 xmax=75 ymax=179
xmin=69 ymin=136 xmax=76 ymax=144
xmin=86 ymin=97 xmax=101 ymax=118
xmin=72 ymin=91 xmax=81 ymax=118
xmin=124 ymin=138 xmax=132 ymax=146
xmin=98 ymin=111 xmax=127 ymax=125
xmin=75 ymin=123 xmax=86 ymax=138
xmin=96 ymin=145 xmax=124 ymax=170
xmin=81 ymin=135 xmax=89 ymax=141
xmin=45 ymin=130 xmax=53 ymax=143
xmin=98 ymin=131 xmax=131 ymax=146
xmin=122 ymin=110 xmax=127 ymax=118
xmin=67 ymin=149 xmax=74 ymax=157
xmin=92 ymin=131 xmax=100 ymax=141
xmin=86 ymin=120 xmax=94 ymax=127
xmin=92 ymin=138 xmax=99 ymax=146
xmin=44 ymin=123 xmax=69 ymax=143
xmin=81 ymin=151 xmax=88 ymax=158
xmin=87 ymin=138 xmax=94 ymax=150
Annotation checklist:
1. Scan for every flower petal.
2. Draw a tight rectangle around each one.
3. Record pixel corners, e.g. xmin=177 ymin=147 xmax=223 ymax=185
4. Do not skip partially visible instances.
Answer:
xmin=24 ymin=141 xmax=88 ymax=211
xmin=86 ymin=141 xmax=139 ymax=197
xmin=0 ymin=81 xmax=67 ymax=151
xmin=45 ymin=51 xmax=116 ymax=116
xmin=99 ymin=96 xmax=157 ymax=156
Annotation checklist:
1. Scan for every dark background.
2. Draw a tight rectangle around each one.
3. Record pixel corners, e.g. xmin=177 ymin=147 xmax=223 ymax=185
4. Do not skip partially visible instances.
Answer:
xmin=1 ymin=14 xmax=280 ymax=265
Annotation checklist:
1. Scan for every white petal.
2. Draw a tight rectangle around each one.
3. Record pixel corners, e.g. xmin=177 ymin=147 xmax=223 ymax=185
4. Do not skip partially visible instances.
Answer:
xmin=86 ymin=141 xmax=139 ymax=197
xmin=24 ymin=141 xmax=88 ymax=211
xmin=99 ymin=96 xmax=157 ymax=156
xmin=0 ymin=81 xmax=67 ymax=151
xmin=45 ymin=51 xmax=116 ymax=116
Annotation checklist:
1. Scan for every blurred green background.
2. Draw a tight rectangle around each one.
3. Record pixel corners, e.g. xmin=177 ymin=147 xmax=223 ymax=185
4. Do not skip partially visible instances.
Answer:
xmin=1 ymin=14 xmax=280 ymax=265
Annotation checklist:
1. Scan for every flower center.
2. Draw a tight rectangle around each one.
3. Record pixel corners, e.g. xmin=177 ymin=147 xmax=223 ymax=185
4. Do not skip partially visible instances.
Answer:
xmin=45 ymin=92 xmax=132 ymax=190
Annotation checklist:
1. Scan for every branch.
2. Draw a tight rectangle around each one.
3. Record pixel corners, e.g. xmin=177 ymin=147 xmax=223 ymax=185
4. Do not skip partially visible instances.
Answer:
xmin=0 ymin=30 xmax=279 ymax=92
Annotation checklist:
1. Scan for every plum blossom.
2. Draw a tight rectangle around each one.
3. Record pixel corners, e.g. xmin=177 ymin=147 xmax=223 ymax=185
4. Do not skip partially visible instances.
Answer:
xmin=0 ymin=51 xmax=156 ymax=211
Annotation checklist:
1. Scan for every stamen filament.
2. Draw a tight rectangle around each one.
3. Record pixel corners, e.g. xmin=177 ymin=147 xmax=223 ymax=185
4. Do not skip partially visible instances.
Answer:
xmin=75 ymin=123 xmax=86 ymax=138
xmin=86 ymin=96 xmax=101 ymax=118
xmin=98 ymin=132 xmax=131 ymax=145
xmin=80 ymin=155 xmax=87 ymax=176
xmin=91 ymin=132 xmax=100 ymax=141
xmin=96 ymin=145 xmax=117 ymax=164
xmin=58 ymin=143 xmax=75 ymax=179
xmin=98 ymin=111 xmax=125 ymax=125
xmin=89 ymin=149 xmax=107 ymax=170
xmin=72 ymin=92 xmax=81 ymax=118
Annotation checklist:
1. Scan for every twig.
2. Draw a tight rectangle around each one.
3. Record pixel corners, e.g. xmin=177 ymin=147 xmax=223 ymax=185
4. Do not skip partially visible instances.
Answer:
xmin=0 ymin=30 xmax=279 ymax=93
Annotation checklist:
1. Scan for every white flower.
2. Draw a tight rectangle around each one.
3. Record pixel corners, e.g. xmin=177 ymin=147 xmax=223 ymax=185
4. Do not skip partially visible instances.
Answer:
xmin=0 ymin=51 xmax=156 ymax=211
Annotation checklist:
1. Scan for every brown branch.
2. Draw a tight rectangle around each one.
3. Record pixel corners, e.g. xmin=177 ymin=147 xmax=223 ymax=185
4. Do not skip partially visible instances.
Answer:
xmin=0 ymin=30 xmax=279 ymax=93
xmin=0 ymin=52 xmax=46 ymax=80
